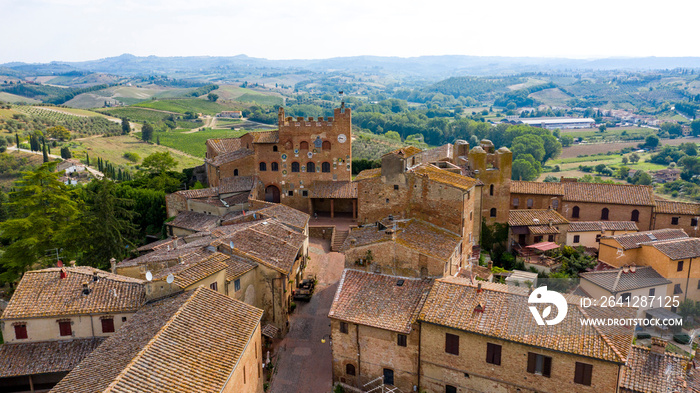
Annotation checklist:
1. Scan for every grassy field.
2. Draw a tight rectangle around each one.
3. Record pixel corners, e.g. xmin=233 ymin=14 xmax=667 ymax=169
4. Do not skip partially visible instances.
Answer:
xmin=528 ymin=88 xmax=572 ymax=107
xmin=211 ymin=85 xmax=285 ymax=106
xmin=68 ymin=135 xmax=201 ymax=171
xmin=0 ymin=151 xmax=45 ymax=189
xmin=0 ymin=92 xmax=41 ymax=104
xmin=543 ymin=150 xmax=668 ymax=181
xmin=97 ymin=107 xmax=172 ymax=123
xmin=133 ymin=98 xmax=231 ymax=115
xmin=560 ymin=137 xmax=700 ymax=158
xmin=236 ymin=92 xmax=283 ymax=106
xmin=560 ymin=126 xmax=655 ymax=142
xmin=152 ymin=129 xmax=249 ymax=157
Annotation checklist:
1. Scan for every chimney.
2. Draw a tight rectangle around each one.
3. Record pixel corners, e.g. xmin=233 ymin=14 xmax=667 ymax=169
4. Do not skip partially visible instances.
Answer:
xmin=110 ymin=258 xmax=117 ymax=274
xmin=548 ymin=218 xmax=553 ymax=227
xmin=487 ymin=261 xmax=493 ymax=271
xmin=477 ymin=282 xmax=482 ymax=293
xmin=92 ymin=271 xmax=99 ymax=282
xmin=82 ymin=282 xmax=91 ymax=295
xmin=651 ymin=337 xmax=667 ymax=355
xmin=59 ymin=267 xmax=67 ymax=279
xmin=69 ymin=260 xmax=76 ymax=267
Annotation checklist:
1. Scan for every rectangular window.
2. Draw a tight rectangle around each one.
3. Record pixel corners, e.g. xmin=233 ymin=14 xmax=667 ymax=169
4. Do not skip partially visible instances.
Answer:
xmin=446 ymin=386 xmax=457 ymax=393
xmin=14 ymin=324 xmax=28 ymax=340
xmin=59 ymin=321 xmax=72 ymax=337
xmin=678 ymin=260 xmax=684 ymax=272
xmin=210 ymin=281 xmax=218 ymax=291
xmin=573 ymin=235 xmax=580 ymax=243
xmin=595 ymin=234 xmax=601 ymax=243
xmin=693 ymin=218 xmax=699 ymax=227
xmin=620 ymin=293 xmax=631 ymax=303
xmin=527 ymin=352 xmax=551 ymax=377
xmin=288 ymin=190 xmax=294 ymax=196
xmin=672 ymin=217 xmax=679 ymax=225
xmin=397 ymin=334 xmax=407 ymax=347
xmin=101 ymin=318 xmax=115 ymax=333
xmin=534 ymin=236 xmax=543 ymax=243
xmin=674 ymin=284 xmax=683 ymax=294
xmin=574 ymin=362 xmax=593 ymax=386
xmin=512 ymin=197 xmax=519 ymax=207
xmin=486 ymin=343 xmax=502 ymax=365
xmin=548 ymin=235 xmax=554 ymax=242
xmin=649 ymin=288 xmax=656 ymax=296
xmin=243 ymin=366 xmax=246 ymax=384
xmin=302 ymin=190 xmax=308 ymax=197
xmin=235 ymin=279 xmax=241 ymax=292
xmin=340 ymin=322 xmax=348 ymax=334
xmin=394 ymin=185 xmax=399 ymax=190
xmin=445 ymin=333 xmax=459 ymax=355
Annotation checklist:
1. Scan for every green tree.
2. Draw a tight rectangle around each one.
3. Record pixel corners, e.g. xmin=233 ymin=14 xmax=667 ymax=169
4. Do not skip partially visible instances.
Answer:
xmin=60 ymin=146 xmax=71 ymax=159
xmin=46 ymin=125 xmax=70 ymax=141
xmin=691 ymin=120 xmax=700 ymax=137
xmin=0 ymin=138 xmax=6 ymax=153
xmin=63 ymin=180 xmax=138 ymax=268
xmin=598 ymin=124 xmax=607 ymax=132
xmin=595 ymin=164 xmax=607 ymax=174
xmin=384 ymin=131 xmax=401 ymax=141
xmin=661 ymin=122 xmax=683 ymax=137
xmin=511 ymin=134 xmax=546 ymax=163
xmin=560 ymin=134 xmax=574 ymax=147
xmin=141 ymin=151 xmax=177 ymax=174
xmin=141 ymin=123 xmax=154 ymax=142
xmin=629 ymin=152 xmax=640 ymax=164
xmin=644 ymin=135 xmax=660 ymax=149
xmin=512 ymin=158 xmax=539 ymax=181
xmin=0 ymin=162 xmax=80 ymax=284
xmin=207 ymin=93 xmax=219 ymax=102
xmin=121 ymin=118 xmax=131 ymax=135
xmin=42 ymin=139 xmax=49 ymax=163
xmin=631 ymin=170 xmax=652 ymax=185
xmin=15 ymin=133 xmax=19 ymax=152
xmin=621 ymin=156 xmax=629 ymax=165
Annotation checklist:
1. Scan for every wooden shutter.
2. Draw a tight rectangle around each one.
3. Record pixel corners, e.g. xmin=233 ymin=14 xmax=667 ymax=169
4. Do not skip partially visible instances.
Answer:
xmin=486 ymin=343 xmax=501 ymax=365
xmin=101 ymin=318 xmax=115 ymax=333
xmin=527 ymin=352 xmax=537 ymax=374
xmin=59 ymin=321 xmax=72 ymax=336
xmin=575 ymin=362 xmax=592 ymax=386
xmin=542 ymin=356 xmax=552 ymax=377
xmin=445 ymin=333 xmax=459 ymax=355
xmin=14 ymin=325 xmax=27 ymax=340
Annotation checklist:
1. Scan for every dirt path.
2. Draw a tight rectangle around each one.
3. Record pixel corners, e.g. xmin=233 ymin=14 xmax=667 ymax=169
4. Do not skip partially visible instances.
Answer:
xmin=183 ymin=116 xmax=216 ymax=134
xmin=6 ymin=145 xmax=104 ymax=179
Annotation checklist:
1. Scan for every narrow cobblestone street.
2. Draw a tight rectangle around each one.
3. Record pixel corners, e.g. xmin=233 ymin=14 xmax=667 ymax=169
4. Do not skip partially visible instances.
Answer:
xmin=269 ymin=238 xmax=344 ymax=393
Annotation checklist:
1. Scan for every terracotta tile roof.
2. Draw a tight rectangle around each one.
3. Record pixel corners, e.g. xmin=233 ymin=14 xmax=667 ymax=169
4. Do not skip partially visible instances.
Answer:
xmin=252 ymin=130 xmax=279 ymax=143
xmin=412 ymin=164 xmax=477 ymax=191
xmin=172 ymin=187 xmax=219 ymax=199
xmin=51 ymin=288 xmax=263 ymax=393
xmin=508 ymin=209 xmax=569 ymax=227
xmin=206 ymin=148 xmax=254 ymax=167
xmin=383 ymin=146 xmax=422 ymax=158
xmin=607 ymin=229 xmax=689 ymax=250
xmin=151 ymin=252 xmax=229 ymax=289
xmin=528 ymin=225 xmax=560 ymax=235
xmin=219 ymin=175 xmax=258 ymax=194
xmin=619 ymin=345 xmax=691 ymax=393
xmin=580 ymin=266 xmax=671 ymax=294
xmin=0 ymin=338 xmax=105 ymax=378
xmin=262 ymin=324 xmax=280 ymax=339
xmin=166 ymin=211 xmax=220 ymax=232
xmin=206 ymin=138 xmax=242 ymax=155
xmin=562 ymin=182 xmax=655 ymax=206
xmin=328 ymin=270 xmax=433 ymax=334
xmin=456 ymin=266 xmax=493 ymax=281
xmin=419 ymin=279 xmax=635 ymax=363
xmin=416 ymin=144 xmax=453 ymax=163
xmin=224 ymin=254 xmax=257 ymax=281
xmin=2 ymin=267 xmax=145 ymax=319
xmin=355 ymin=168 xmax=381 ymax=180
xmin=254 ymin=203 xmax=310 ymax=231
xmin=568 ymin=221 xmax=639 ymax=232
xmin=309 ymin=181 xmax=358 ymax=198
xmin=644 ymin=237 xmax=700 ymax=260
xmin=654 ymin=199 xmax=700 ymax=215
xmin=136 ymin=237 xmax=187 ymax=253
xmin=510 ymin=181 xmax=564 ymax=195
xmin=341 ymin=219 xmax=461 ymax=261
xmin=118 ymin=246 xmax=212 ymax=268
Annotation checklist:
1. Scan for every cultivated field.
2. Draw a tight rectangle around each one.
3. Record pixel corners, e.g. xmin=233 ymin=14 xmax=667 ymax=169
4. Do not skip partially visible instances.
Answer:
xmin=134 ymin=99 xmax=232 ymax=116
xmin=69 ymin=135 xmax=201 ymax=171
xmin=560 ymin=137 xmax=700 ymax=158
xmin=0 ymin=92 xmax=41 ymax=104
xmin=528 ymin=88 xmax=571 ymax=107
xmin=152 ymin=128 xmax=250 ymax=158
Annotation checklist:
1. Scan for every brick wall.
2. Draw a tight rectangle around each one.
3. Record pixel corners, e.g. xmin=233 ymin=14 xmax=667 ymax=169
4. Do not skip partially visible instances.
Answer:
xmin=343 ymin=241 xmax=454 ymax=278
xmin=653 ymin=213 xmax=700 ymax=236
xmin=561 ymin=202 xmax=653 ymax=230
xmin=165 ymin=193 xmax=188 ymax=218
xmin=419 ymin=323 xmax=621 ymax=393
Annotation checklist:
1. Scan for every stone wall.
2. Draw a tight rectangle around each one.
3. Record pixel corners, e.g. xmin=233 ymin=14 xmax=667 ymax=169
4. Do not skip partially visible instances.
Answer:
xmin=560 ymin=202 xmax=653 ymax=230
xmin=309 ymin=226 xmax=334 ymax=240
xmin=222 ymin=323 xmax=263 ymax=393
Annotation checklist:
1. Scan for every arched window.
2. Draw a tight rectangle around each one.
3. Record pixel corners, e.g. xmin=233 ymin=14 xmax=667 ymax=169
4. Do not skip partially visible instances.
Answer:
xmin=322 ymin=141 xmax=331 ymax=151
xmin=552 ymin=199 xmax=559 ymax=209
xmin=271 ymin=162 xmax=279 ymax=172
xmin=631 ymin=209 xmax=639 ymax=222
xmin=300 ymin=141 xmax=309 ymax=150
xmin=291 ymin=162 xmax=300 ymax=172
xmin=572 ymin=206 xmax=580 ymax=218
xmin=307 ymin=162 xmax=316 ymax=173
xmin=259 ymin=162 xmax=267 ymax=171
xmin=233 ymin=169 xmax=239 ymax=176
xmin=284 ymin=140 xmax=293 ymax=150
xmin=322 ymin=162 xmax=331 ymax=172
xmin=527 ymin=199 xmax=534 ymax=208
xmin=512 ymin=197 xmax=519 ymax=207
xmin=489 ymin=184 xmax=494 ymax=196
xmin=346 ymin=364 xmax=356 ymax=376
xmin=273 ymin=145 xmax=278 ymax=152
xmin=490 ymin=208 xmax=497 ymax=218
xmin=601 ymin=208 xmax=609 ymax=220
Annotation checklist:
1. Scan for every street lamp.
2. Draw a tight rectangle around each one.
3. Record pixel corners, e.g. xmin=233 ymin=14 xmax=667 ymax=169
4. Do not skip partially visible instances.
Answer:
xmin=321 ymin=334 xmax=332 ymax=344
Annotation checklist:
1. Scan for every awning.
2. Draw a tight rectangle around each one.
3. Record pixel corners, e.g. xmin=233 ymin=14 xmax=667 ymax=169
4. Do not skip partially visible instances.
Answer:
xmin=261 ymin=324 xmax=280 ymax=339
xmin=528 ymin=226 xmax=560 ymax=235
xmin=645 ymin=307 xmax=681 ymax=321
xmin=526 ymin=242 xmax=560 ymax=251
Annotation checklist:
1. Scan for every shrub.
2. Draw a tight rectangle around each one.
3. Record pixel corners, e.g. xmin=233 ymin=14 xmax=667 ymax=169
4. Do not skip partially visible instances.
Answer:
xmin=673 ymin=333 xmax=691 ymax=345
xmin=636 ymin=332 xmax=651 ymax=340
xmin=123 ymin=152 xmax=140 ymax=163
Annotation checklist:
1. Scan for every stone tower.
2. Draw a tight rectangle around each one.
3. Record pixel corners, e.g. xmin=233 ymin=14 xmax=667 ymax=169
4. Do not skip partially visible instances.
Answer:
xmin=466 ymin=140 xmax=512 ymax=224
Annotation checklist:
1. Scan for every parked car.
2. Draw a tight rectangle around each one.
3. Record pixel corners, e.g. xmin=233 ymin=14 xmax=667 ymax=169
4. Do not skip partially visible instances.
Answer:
xmin=293 ymin=277 xmax=315 ymax=301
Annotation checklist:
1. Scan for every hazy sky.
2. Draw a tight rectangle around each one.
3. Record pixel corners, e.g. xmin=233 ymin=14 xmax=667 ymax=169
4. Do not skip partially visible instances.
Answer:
xmin=2 ymin=0 xmax=699 ymax=63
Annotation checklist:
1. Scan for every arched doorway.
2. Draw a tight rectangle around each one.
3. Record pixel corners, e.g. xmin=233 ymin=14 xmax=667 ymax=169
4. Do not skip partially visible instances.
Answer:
xmin=265 ymin=185 xmax=280 ymax=203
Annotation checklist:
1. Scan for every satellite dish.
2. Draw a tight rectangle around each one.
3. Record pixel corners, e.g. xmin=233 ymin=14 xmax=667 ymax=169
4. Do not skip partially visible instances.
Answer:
xmin=229 ymin=241 xmax=234 ymax=249
xmin=145 ymin=271 xmax=153 ymax=281
xmin=166 ymin=274 xmax=174 ymax=284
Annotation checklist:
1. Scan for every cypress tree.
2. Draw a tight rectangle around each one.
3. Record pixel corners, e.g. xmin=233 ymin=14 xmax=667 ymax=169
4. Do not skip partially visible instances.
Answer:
xmin=86 ymin=152 xmax=90 ymax=166
xmin=15 ymin=133 xmax=19 ymax=152
xmin=42 ymin=140 xmax=49 ymax=163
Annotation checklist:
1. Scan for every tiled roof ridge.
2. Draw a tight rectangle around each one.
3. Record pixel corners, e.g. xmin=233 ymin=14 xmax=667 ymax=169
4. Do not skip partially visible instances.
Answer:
xmin=231 ymin=246 xmax=288 ymax=275
xmin=30 ymin=267 xmax=145 ymax=284
xmin=103 ymin=290 xmax=199 ymax=393
xmin=629 ymin=344 xmax=690 ymax=360
xmin=248 ymin=226 xmax=301 ymax=250
xmin=640 ymin=236 xmax=700 ymax=245
xmin=611 ymin=269 xmax=623 ymax=292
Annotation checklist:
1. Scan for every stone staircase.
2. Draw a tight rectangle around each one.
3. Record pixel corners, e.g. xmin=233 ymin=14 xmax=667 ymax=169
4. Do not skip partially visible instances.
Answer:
xmin=332 ymin=229 xmax=349 ymax=252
